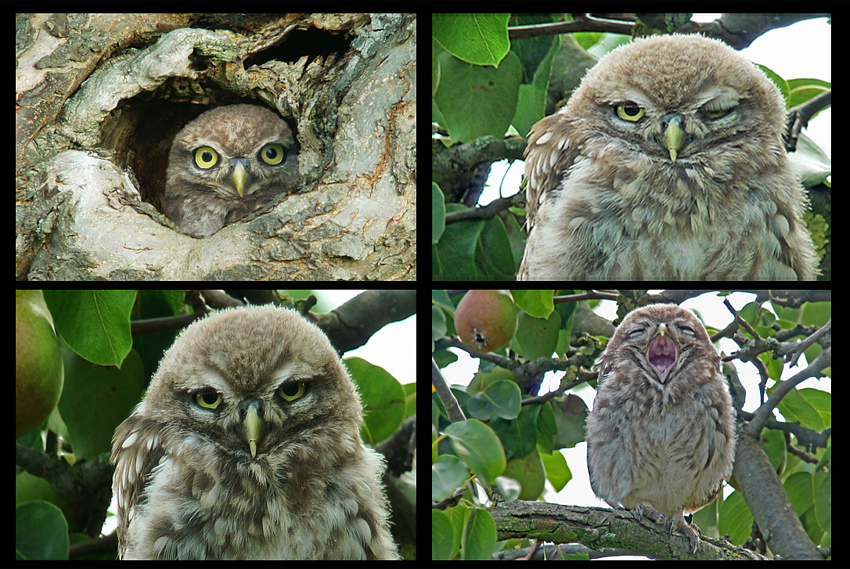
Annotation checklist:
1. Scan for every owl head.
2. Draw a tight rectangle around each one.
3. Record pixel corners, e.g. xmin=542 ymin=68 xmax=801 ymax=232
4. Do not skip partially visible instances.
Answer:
xmin=564 ymin=34 xmax=787 ymax=176
xmin=112 ymin=304 xmax=398 ymax=559
xmin=137 ymin=306 xmax=363 ymax=464
xmin=600 ymin=304 xmax=719 ymax=390
xmin=166 ymin=104 xmax=299 ymax=203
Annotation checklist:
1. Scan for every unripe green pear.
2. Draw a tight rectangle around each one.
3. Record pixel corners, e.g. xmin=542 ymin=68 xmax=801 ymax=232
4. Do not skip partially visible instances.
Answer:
xmin=454 ymin=290 xmax=518 ymax=353
xmin=502 ymin=447 xmax=545 ymax=500
xmin=16 ymin=290 xmax=64 ymax=438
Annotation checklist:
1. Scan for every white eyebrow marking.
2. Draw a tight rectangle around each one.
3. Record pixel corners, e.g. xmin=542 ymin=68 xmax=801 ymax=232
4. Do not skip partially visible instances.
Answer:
xmin=272 ymin=361 xmax=315 ymax=386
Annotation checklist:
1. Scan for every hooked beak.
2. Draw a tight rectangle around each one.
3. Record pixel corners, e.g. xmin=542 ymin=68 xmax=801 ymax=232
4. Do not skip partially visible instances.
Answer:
xmin=662 ymin=115 xmax=684 ymax=161
xmin=231 ymin=161 xmax=249 ymax=198
xmin=242 ymin=401 xmax=262 ymax=458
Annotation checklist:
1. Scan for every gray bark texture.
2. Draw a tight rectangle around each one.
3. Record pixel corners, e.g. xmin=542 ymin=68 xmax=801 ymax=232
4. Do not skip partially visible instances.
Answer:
xmin=16 ymin=13 xmax=416 ymax=280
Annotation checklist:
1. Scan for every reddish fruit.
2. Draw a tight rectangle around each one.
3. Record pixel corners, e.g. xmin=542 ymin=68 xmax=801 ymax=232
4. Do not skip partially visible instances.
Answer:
xmin=454 ymin=290 xmax=518 ymax=353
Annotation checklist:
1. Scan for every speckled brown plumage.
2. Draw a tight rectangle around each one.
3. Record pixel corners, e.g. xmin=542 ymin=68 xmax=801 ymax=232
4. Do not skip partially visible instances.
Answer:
xmin=111 ymin=306 xmax=397 ymax=559
xmin=518 ymin=35 xmax=817 ymax=280
xmin=586 ymin=304 xmax=736 ymax=553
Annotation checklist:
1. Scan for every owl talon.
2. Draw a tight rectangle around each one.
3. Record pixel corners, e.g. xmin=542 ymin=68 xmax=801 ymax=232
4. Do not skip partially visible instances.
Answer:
xmin=633 ymin=503 xmax=666 ymax=528
xmin=675 ymin=521 xmax=701 ymax=555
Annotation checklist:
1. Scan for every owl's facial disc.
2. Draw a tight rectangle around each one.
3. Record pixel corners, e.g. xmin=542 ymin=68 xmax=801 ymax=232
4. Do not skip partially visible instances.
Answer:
xmin=646 ymin=324 xmax=678 ymax=383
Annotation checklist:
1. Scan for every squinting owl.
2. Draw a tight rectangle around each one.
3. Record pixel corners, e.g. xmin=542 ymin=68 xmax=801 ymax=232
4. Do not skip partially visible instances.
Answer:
xmin=111 ymin=305 xmax=398 ymax=560
xmin=164 ymin=104 xmax=299 ymax=238
xmin=586 ymin=304 xmax=736 ymax=553
xmin=518 ymin=34 xmax=818 ymax=280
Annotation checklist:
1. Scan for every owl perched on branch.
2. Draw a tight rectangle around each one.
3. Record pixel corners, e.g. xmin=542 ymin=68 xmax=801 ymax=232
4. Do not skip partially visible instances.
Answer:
xmin=111 ymin=306 xmax=398 ymax=560
xmin=518 ymin=34 xmax=818 ymax=280
xmin=586 ymin=304 xmax=737 ymax=554
xmin=164 ymin=104 xmax=299 ymax=238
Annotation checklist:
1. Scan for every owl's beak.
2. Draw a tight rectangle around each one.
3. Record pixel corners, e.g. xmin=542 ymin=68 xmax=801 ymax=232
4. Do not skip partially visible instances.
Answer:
xmin=646 ymin=323 xmax=678 ymax=383
xmin=661 ymin=115 xmax=684 ymax=161
xmin=243 ymin=403 xmax=262 ymax=458
xmin=231 ymin=161 xmax=250 ymax=198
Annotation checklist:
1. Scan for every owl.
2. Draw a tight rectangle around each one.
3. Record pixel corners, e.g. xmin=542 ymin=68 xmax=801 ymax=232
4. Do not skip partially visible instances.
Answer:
xmin=164 ymin=104 xmax=299 ymax=238
xmin=111 ymin=305 xmax=398 ymax=560
xmin=586 ymin=304 xmax=736 ymax=554
xmin=518 ymin=34 xmax=818 ymax=280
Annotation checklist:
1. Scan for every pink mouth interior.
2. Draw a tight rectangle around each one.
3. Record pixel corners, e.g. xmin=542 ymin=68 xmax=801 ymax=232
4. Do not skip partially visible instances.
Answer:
xmin=647 ymin=334 xmax=677 ymax=377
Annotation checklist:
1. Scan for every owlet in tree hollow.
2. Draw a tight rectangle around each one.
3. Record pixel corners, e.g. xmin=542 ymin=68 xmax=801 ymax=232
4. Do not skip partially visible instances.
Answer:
xmin=164 ymin=104 xmax=299 ymax=238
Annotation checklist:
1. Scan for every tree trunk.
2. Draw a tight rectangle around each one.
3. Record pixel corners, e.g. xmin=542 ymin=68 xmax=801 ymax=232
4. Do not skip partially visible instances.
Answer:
xmin=16 ymin=13 xmax=416 ymax=280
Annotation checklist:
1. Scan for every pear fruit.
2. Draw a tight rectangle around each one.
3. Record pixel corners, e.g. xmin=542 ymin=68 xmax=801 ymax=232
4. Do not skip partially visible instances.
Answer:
xmin=502 ymin=447 xmax=546 ymax=500
xmin=16 ymin=291 xmax=64 ymax=438
xmin=454 ymin=290 xmax=518 ymax=353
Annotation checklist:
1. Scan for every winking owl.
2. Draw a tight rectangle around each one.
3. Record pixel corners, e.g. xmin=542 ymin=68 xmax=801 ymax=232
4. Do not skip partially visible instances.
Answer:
xmin=518 ymin=34 xmax=818 ymax=280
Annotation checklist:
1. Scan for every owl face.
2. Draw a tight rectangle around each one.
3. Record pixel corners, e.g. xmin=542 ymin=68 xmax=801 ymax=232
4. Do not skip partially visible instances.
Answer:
xmin=167 ymin=104 xmax=298 ymax=202
xmin=164 ymin=104 xmax=300 ymax=237
xmin=571 ymin=35 xmax=786 ymax=169
xmin=604 ymin=303 xmax=716 ymax=388
xmin=519 ymin=34 xmax=818 ymax=280
xmin=571 ymin=36 xmax=785 ymax=161
xmin=138 ymin=306 xmax=361 ymax=463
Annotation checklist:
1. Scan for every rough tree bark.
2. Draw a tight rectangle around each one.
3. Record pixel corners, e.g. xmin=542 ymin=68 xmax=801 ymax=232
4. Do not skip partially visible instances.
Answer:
xmin=16 ymin=13 xmax=416 ymax=280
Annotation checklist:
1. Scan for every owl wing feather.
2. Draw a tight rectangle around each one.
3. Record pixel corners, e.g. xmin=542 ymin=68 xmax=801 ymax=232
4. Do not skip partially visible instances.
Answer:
xmin=111 ymin=414 xmax=166 ymax=553
xmin=522 ymin=111 xmax=579 ymax=233
xmin=519 ymin=111 xmax=583 ymax=280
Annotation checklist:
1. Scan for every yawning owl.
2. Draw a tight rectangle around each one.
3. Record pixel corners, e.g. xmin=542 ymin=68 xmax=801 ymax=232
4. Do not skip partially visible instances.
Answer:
xmin=518 ymin=34 xmax=818 ymax=280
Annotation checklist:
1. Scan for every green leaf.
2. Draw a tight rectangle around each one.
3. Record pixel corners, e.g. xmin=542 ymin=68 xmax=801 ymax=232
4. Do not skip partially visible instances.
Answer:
xmin=466 ymin=380 xmax=521 ymax=420
xmin=444 ymin=419 xmax=506 ymax=485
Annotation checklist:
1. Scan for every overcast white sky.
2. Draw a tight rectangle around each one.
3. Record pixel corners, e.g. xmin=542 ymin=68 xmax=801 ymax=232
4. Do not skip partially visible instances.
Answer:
xmin=297 ymin=290 xmax=415 ymax=386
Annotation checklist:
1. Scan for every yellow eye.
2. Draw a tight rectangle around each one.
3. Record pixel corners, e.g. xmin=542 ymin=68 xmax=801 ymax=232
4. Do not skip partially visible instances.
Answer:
xmin=260 ymin=143 xmax=285 ymax=165
xmin=278 ymin=382 xmax=306 ymax=402
xmin=616 ymin=102 xmax=645 ymax=122
xmin=195 ymin=389 xmax=222 ymax=409
xmin=194 ymin=147 xmax=219 ymax=169
xmin=702 ymin=109 xmax=730 ymax=120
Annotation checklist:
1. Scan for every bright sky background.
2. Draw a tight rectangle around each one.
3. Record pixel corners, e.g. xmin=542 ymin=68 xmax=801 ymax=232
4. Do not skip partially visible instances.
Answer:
xmin=304 ymin=290 xmax=415 ymax=385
